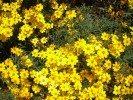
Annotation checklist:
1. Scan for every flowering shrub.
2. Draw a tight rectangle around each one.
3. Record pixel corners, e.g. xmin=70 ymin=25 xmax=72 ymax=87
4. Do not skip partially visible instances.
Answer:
xmin=0 ymin=0 xmax=133 ymax=99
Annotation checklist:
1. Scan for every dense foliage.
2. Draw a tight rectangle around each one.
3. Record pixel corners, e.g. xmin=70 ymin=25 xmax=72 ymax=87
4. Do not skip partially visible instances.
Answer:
xmin=0 ymin=0 xmax=133 ymax=99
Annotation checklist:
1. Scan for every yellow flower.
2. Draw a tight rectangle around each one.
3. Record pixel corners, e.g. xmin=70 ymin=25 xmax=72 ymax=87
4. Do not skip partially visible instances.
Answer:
xmin=104 ymin=59 xmax=112 ymax=70
xmin=3 ymin=28 xmax=13 ymax=38
xmin=7 ymin=65 xmax=17 ymax=72
xmin=0 ymin=34 xmax=8 ymax=42
xmin=20 ymin=69 xmax=29 ymax=79
xmin=48 ymin=86 xmax=60 ymax=98
xmin=86 ymin=56 xmax=97 ymax=67
xmin=101 ymin=32 xmax=110 ymax=40
xmin=2 ymin=70 xmax=9 ymax=79
xmin=0 ymin=0 xmax=2 ymax=7
xmin=113 ymin=85 xmax=121 ymax=95
xmin=11 ymin=76 xmax=20 ymax=84
xmin=54 ymin=9 xmax=63 ymax=18
xmin=39 ymin=76 xmax=49 ymax=86
xmin=121 ymin=22 xmax=127 ymax=27
xmin=51 ymin=1 xmax=58 ymax=9
xmin=4 ymin=58 xmax=14 ymax=66
xmin=31 ymin=38 xmax=39 ymax=46
xmin=32 ymin=49 xmax=39 ymax=57
xmin=130 ymin=26 xmax=133 ymax=31
xmin=125 ymin=75 xmax=133 ymax=86
xmin=99 ymin=73 xmax=111 ymax=83
xmin=121 ymin=86 xmax=130 ymax=95
xmin=130 ymin=87 xmax=133 ymax=94
xmin=41 ymin=68 xmax=49 ymax=76
xmin=70 ymin=73 xmax=81 ymax=82
xmin=32 ymin=85 xmax=41 ymax=94
xmin=30 ymin=70 xmax=37 ymax=78
xmin=59 ymin=3 xmax=67 ymax=10
xmin=74 ymin=40 xmax=81 ymax=49
xmin=10 ymin=2 xmax=20 ymax=11
xmin=111 ymin=11 xmax=115 ymax=16
xmin=25 ymin=58 xmax=33 ymax=67
xmin=38 ymin=50 xmax=47 ymax=59
xmin=0 ymin=62 xmax=6 ymax=72
xmin=115 ymin=41 xmax=125 ymax=52
xmin=34 ymin=77 xmax=40 ymax=84
xmin=19 ymin=87 xmax=30 ymax=98
xmin=20 ymin=24 xmax=33 ymax=38
xmin=11 ymin=47 xmax=23 ymax=56
xmin=35 ymin=3 xmax=43 ymax=11
xmin=67 ymin=55 xmax=78 ymax=67
xmin=36 ymin=13 xmax=45 ymax=23
xmin=79 ymin=90 xmax=89 ymax=99
xmin=97 ymin=47 xmax=109 ymax=59
xmin=108 ymin=5 xmax=113 ymax=13
xmin=66 ymin=10 xmax=76 ymax=19
xmin=93 ymin=67 xmax=103 ymax=76
xmin=111 ymin=34 xmax=119 ymax=44
xmin=56 ymin=56 xmax=67 ymax=66
xmin=18 ymin=33 xmax=26 ymax=41
xmin=2 ymin=3 xmax=10 ymax=11
xmin=108 ymin=43 xmax=122 ymax=58
xmin=94 ymin=42 xmax=102 ymax=50
xmin=40 ymin=37 xmax=48 ymax=44
xmin=9 ymin=70 xmax=18 ymax=79
xmin=128 ymin=0 xmax=133 ymax=9
xmin=74 ymin=81 xmax=82 ymax=90
xmin=60 ymin=82 xmax=70 ymax=91
xmin=10 ymin=87 xmax=20 ymax=96
xmin=123 ymin=37 xmax=131 ymax=46
xmin=112 ymin=62 xmax=121 ymax=72
xmin=46 ymin=54 xmax=57 ymax=67
xmin=83 ymin=44 xmax=94 ymax=55
xmin=87 ymin=86 xmax=96 ymax=98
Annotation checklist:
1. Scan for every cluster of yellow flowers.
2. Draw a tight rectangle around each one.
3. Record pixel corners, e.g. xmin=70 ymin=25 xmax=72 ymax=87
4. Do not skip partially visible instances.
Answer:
xmin=0 ymin=0 xmax=77 ymax=42
xmin=50 ymin=0 xmax=76 ymax=20
xmin=0 ymin=30 xmax=132 ymax=99
xmin=0 ymin=0 xmax=22 ymax=41
xmin=0 ymin=0 xmax=133 ymax=99
xmin=22 ymin=3 xmax=53 ymax=34
xmin=128 ymin=0 xmax=133 ymax=9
